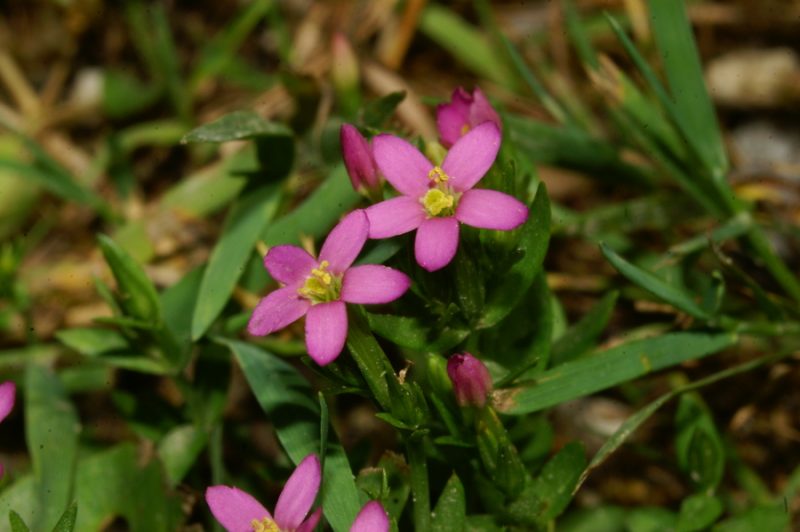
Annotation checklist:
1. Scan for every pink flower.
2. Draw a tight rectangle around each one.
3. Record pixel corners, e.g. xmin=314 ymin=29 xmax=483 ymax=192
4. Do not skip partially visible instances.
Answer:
xmin=341 ymin=124 xmax=379 ymax=191
xmin=436 ymin=87 xmax=502 ymax=148
xmin=0 ymin=381 xmax=15 ymax=478
xmin=365 ymin=122 xmax=528 ymax=271
xmin=206 ymin=454 xmax=322 ymax=532
xmin=247 ymin=209 xmax=410 ymax=365
xmin=350 ymin=501 xmax=389 ymax=532
xmin=447 ymin=353 xmax=493 ymax=408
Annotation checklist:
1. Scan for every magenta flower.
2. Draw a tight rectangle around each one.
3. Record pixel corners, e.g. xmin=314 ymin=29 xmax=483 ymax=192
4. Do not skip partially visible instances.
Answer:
xmin=447 ymin=353 xmax=493 ymax=408
xmin=206 ymin=454 xmax=322 ymax=532
xmin=365 ymin=122 xmax=528 ymax=272
xmin=247 ymin=209 xmax=410 ymax=365
xmin=350 ymin=501 xmax=389 ymax=532
xmin=0 ymin=381 xmax=15 ymax=478
xmin=341 ymin=124 xmax=379 ymax=191
xmin=437 ymin=87 xmax=502 ymax=148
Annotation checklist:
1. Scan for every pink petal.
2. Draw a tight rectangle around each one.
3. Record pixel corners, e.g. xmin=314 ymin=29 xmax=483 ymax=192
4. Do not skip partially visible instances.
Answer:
xmin=264 ymin=245 xmax=317 ymax=285
xmin=441 ymin=122 xmax=501 ymax=192
xmin=275 ymin=454 xmax=322 ymax=530
xmin=372 ymin=134 xmax=432 ymax=197
xmin=205 ymin=485 xmax=271 ymax=532
xmin=341 ymin=124 xmax=378 ymax=189
xmin=436 ymin=103 xmax=469 ymax=148
xmin=304 ymin=301 xmax=348 ymax=365
xmin=0 ymin=381 xmax=15 ymax=423
xmin=296 ymin=508 xmax=323 ymax=532
xmin=247 ymin=285 xmax=310 ymax=336
xmin=455 ymin=189 xmax=529 ymax=230
xmin=415 ymin=217 xmax=460 ymax=272
xmin=365 ymin=196 xmax=425 ymax=239
xmin=319 ymin=209 xmax=369 ymax=274
xmin=341 ymin=265 xmax=411 ymax=304
xmin=469 ymin=88 xmax=502 ymax=133
xmin=350 ymin=501 xmax=390 ymax=532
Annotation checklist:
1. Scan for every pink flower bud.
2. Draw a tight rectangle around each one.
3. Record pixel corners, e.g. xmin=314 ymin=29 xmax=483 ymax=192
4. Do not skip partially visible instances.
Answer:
xmin=340 ymin=123 xmax=379 ymax=191
xmin=447 ymin=353 xmax=493 ymax=408
xmin=436 ymin=87 xmax=502 ymax=148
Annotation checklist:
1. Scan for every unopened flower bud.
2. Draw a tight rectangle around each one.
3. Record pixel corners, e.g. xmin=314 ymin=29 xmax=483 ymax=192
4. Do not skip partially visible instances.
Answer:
xmin=331 ymin=32 xmax=360 ymax=92
xmin=447 ymin=353 xmax=492 ymax=408
xmin=436 ymin=87 xmax=502 ymax=148
xmin=340 ymin=124 xmax=379 ymax=191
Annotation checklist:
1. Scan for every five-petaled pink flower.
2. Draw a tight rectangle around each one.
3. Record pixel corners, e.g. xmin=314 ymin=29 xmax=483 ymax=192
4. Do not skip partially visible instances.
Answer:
xmin=247 ymin=209 xmax=410 ymax=365
xmin=365 ymin=122 xmax=528 ymax=272
xmin=437 ymin=87 xmax=502 ymax=148
xmin=0 ymin=381 xmax=15 ymax=478
xmin=206 ymin=454 xmax=322 ymax=532
xmin=351 ymin=500 xmax=390 ymax=532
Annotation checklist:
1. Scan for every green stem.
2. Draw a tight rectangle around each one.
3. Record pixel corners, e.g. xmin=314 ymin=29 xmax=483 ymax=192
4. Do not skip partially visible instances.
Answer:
xmin=407 ymin=434 xmax=431 ymax=531
xmin=744 ymin=226 xmax=800 ymax=303
xmin=345 ymin=308 xmax=393 ymax=410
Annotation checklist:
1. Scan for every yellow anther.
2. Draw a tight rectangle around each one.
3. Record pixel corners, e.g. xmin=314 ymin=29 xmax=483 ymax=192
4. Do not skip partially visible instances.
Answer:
xmin=460 ymin=123 xmax=471 ymax=136
xmin=251 ymin=517 xmax=281 ymax=532
xmin=297 ymin=260 xmax=341 ymax=302
xmin=421 ymin=188 xmax=455 ymax=217
xmin=427 ymin=166 xmax=449 ymax=184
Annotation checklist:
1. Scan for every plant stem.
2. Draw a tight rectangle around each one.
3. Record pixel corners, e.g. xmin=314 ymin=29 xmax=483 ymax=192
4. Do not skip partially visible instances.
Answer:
xmin=345 ymin=308 xmax=392 ymax=410
xmin=407 ymin=433 xmax=431 ymax=531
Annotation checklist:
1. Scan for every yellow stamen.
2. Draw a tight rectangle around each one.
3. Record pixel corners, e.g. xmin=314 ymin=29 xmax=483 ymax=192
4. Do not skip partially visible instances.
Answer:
xmin=427 ymin=166 xmax=449 ymax=184
xmin=421 ymin=188 xmax=455 ymax=217
xmin=251 ymin=517 xmax=281 ymax=532
xmin=460 ymin=123 xmax=471 ymax=136
xmin=297 ymin=260 xmax=341 ymax=302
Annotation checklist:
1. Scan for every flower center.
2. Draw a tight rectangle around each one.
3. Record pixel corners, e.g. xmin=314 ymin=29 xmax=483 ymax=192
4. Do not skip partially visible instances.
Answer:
xmin=421 ymin=188 xmax=456 ymax=217
xmin=460 ymin=123 xmax=471 ymax=135
xmin=297 ymin=260 xmax=342 ymax=303
xmin=251 ymin=517 xmax=281 ymax=532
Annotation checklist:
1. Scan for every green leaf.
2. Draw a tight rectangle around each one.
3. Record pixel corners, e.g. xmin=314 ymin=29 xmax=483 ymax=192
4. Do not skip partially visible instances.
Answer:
xmin=182 ymin=111 xmax=293 ymax=144
xmin=418 ymin=5 xmax=514 ymax=87
xmin=480 ymin=183 xmax=550 ymax=328
xmin=157 ymin=425 xmax=208 ymax=487
xmin=346 ymin=310 xmax=392 ymax=411
xmin=677 ymin=493 xmax=723 ymax=532
xmin=600 ymin=243 xmax=711 ymax=320
xmin=362 ymin=91 xmax=406 ymax=129
xmin=8 ymin=511 xmax=30 ymax=532
xmin=431 ymin=474 xmax=466 ymax=532
xmin=648 ymin=0 xmax=728 ymax=179
xmin=505 ymin=116 xmax=652 ymax=187
xmin=191 ymin=184 xmax=280 ymax=340
xmin=191 ymin=0 xmax=272 ymax=87
xmin=712 ymin=505 xmax=788 ymax=532
xmin=219 ymin=339 xmax=362 ymax=532
xmin=102 ymin=70 xmax=161 ymax=118
xmin=50 ymin=502 xmax=78 ymax=532
xmin=551 ymin=291 xmax=618 ymax=366
xmin=97 ymin=234 xmax=162 ymax=323
xmin=497 ymin=332 xmax=737 ymax=415
xmin=25 ymin=364 xmax=80 ymax=531
xmin=676 ymin=394 xmax=725 ymax=491
xmin=367 ymin=313 xmax=469 ymax=353
xmin=260 ymin=165 xmax=361 ymax=247
xmin=73 ymin=444 xmax=183 ymax=531
xmin=506 ymin=442 xmax=586 ymax=525
xmin=55 ymin=328 xmax=129 ymax=357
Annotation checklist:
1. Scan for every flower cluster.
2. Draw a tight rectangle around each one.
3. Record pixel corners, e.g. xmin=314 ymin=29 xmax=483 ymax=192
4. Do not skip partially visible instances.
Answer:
xmin=247 ymin=86 xmax=528 ymax=366
xmin=0 ymin=381 xmax=16 ymax=478
xmin=206 ymin=454 xmax=389 ymax=532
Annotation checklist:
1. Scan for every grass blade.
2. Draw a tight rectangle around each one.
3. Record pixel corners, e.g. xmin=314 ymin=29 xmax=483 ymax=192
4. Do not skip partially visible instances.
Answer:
xmin=496 ymin=332 xmax=736 ymax=415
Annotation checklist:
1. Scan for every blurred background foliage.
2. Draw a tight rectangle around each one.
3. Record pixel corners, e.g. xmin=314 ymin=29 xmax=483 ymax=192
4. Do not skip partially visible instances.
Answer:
xmin=0 ymin=0 xmax=799 ymax=530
